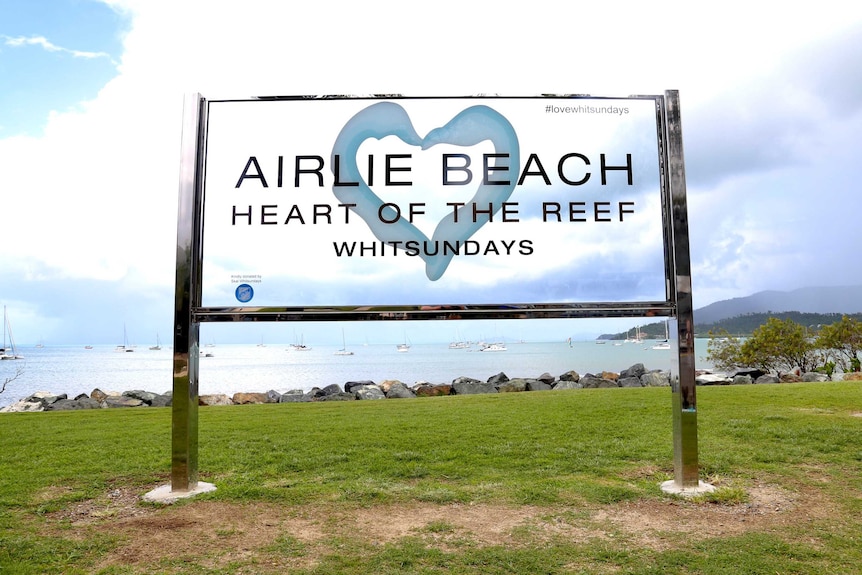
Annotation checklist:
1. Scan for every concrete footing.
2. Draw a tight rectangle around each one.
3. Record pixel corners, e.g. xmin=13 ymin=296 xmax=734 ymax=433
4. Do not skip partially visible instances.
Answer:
xmin=143 ymin=482 xmax=217 ymax=504
xmin=660 ymin=480 xmax=716 ymax=497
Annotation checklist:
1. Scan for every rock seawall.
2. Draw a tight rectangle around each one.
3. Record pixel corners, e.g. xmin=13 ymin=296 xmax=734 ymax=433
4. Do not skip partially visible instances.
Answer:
xmin=3 ymin=363 xmax=855 ymax=413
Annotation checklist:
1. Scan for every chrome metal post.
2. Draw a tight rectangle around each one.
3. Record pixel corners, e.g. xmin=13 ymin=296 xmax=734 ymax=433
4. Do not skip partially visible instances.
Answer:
xmin=171 ymin=93 xmax=205 ymax=492
xmin=663 ymin=90 xmax=709 ymax=493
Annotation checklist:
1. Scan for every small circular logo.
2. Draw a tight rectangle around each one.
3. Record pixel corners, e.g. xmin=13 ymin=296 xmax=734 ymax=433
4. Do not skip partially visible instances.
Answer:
xmin=235 ymin=283 xmax=254 ymax=303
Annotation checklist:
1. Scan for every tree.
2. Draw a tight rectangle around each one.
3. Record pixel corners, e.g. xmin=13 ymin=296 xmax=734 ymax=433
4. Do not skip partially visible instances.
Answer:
xmin=816 ymin=315 xmax=862 ymax=372
xmin=705 ymin=330 xmax=745 ymax=371
xmin=738 ymin=317 xmax=820 ymax=373
xmin=1 ymin=367 xmax=23 ymax=395
xmin=707 ymin=318 xmax=820 ymax=373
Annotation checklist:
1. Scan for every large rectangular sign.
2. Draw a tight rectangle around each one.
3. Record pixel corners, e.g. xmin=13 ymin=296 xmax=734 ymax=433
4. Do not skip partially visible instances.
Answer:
xmin=200 ymin=96 xmax=667 ymax=308
xmin=170 ymin=91 xmax=705 ymax=496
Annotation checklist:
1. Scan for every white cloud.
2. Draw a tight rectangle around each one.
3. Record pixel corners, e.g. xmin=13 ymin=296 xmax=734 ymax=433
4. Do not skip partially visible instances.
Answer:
xmin=2 ymin=0 xmax=862 ymax=342
xmin=2 ymin=34 xmax=114 ymax=61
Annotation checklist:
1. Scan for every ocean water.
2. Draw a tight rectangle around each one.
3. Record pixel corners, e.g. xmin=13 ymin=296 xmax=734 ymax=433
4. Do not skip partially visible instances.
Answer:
xmin=0 ymin=340 xmax=716 ymax=408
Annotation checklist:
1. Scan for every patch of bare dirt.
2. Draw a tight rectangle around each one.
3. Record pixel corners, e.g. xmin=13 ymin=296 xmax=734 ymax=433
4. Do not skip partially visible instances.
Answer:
xmin=594 ymin=483 xmax=825 ymax=550
xmin=41 ymin=481 xmax=834 ymax=572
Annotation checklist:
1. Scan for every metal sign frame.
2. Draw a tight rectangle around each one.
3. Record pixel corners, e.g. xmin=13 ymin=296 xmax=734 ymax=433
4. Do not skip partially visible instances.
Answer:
xmin=170 ymin=91 xmax=704 ymax=495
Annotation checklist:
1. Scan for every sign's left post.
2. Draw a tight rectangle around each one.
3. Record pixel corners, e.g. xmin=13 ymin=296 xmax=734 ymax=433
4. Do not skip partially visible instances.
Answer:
xmin=171 ymin=93 xmax=205 ymax=492
xmin=146 ymin=94 xmax=215 ymax=503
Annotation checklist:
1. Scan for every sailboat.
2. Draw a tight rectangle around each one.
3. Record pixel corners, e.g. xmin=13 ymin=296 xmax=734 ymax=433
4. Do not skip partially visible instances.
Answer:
xmin=288 ymin=333 xmax=311 ymax=351
xmin=651 ymin=321 xmax=671 ymax=350
xmin=1 ymin=306 xmax=23 ymax=360
xmin=334 ymin=329 xmax=354 ymax=356
xmin=625 ymin=325 xmax=644 ymax=344
xmin=149 ymin=333 xmax=162 ymax=350
xmin=479 ymin=325 xmax=507 ymax=351
xmin=115 ymin=324 xmax=134 ymax=352
xmin=396 ymin=331 xmax=411 ymax=352
xmin=449 ymin=328 xmax=470 ymax=349
xmin=479 ymin=342 xmax=507 ymax=351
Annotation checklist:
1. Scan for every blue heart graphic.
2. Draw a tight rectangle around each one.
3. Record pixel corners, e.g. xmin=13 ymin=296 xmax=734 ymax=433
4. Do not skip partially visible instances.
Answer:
xmin=331 ymin=102 xmax=520 ymax=280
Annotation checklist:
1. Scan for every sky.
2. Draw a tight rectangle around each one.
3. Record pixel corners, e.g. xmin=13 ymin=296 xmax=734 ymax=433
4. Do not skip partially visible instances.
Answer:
xmin=1 ymin=0 xmax=861 ymax=346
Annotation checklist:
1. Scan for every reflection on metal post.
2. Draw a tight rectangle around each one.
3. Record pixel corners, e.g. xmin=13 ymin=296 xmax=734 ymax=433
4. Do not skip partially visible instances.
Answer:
xmin=171 ymin=94 xmax=204 ymax=493
xmin=663 ymin=90 xmax=714 ymax=496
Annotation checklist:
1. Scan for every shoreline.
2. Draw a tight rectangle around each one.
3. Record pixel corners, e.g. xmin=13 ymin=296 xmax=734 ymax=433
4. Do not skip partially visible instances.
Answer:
xmin=5 ymin=364 xmax=859 ymax=413
xmin=0 ymin=340 xmax=723 ymax=410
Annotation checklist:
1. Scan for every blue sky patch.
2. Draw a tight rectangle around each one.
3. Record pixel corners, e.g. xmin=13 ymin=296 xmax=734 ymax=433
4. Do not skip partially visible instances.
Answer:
xmin=0 ymin=0 xmax=128 ymax=135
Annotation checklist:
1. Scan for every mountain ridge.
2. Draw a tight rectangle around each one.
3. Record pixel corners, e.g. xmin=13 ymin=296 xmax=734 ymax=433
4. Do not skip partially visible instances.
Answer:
xmin=694 ymin=285 xmax=862 ymax=325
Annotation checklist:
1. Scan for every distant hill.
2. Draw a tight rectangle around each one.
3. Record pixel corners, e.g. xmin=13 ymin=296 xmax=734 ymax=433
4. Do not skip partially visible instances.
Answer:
xmin=597 ymin=286 xmax=862 ymax=340
xmin=694 ymin=285 xmax=862 ymax=325
xmin=694 ymin=311 xmax=862 ymax=337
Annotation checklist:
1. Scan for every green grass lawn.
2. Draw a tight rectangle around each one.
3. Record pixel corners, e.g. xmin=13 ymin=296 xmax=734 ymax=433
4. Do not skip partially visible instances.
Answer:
xmin=1 ymin=382 xmax=860 ymax=574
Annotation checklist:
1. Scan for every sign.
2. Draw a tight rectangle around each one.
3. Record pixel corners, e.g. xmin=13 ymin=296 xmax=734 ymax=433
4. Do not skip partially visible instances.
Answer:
xmin=168 ymin=92 xmax=708 ymax=497
xmin=200 ymin=97 xmax=667 ymax=308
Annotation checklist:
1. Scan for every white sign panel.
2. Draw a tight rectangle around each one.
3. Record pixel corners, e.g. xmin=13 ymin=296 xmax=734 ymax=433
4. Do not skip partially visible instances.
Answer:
xmin=201 ymin=97 xmax=666 ymax=308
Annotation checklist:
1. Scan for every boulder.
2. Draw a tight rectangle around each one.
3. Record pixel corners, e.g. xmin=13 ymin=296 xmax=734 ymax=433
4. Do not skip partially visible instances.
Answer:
xmin=600 ymin=371 xmax=619 ymax=382
xmin=552 ymin=380 xmax=581 ymax=390
xmin=37 ymin=393 xmax=68 ymax=407
xmin=526 ymin=379 xmax=552 ymax=391
xmin=497 ymin=378 xmax=527 ymax=393
xmin=619 ymin=363 xmax=646 ymax=380
xmin=385 ymin=381 xmax=416 ymax=399
xmin=452 ymin=380 xmax=498 ymax=395
xmin=345 ymin=380 xmax=375 ymax=393
xmin=618 ymin=376 xmax=642 ymax=388
xmin=580 ymin=375 xmax=618 ymax=389
xmin=79 ymin=397 xmax=104 ymax=409
xmin=316 ymin=392 xmax=355 ymax=401
xmin=149 ymin=394 xmax=172 ymax=407
xmin=640 ymin=371 xmax=670 ymax=387
xmin=452 ymin=376 xmax=484 ymax=386
xmin=379 ymin=380 xmax=402 ymax=394
xmin=199 ymin=394 xmax=233 ymax=406
xmin=320 ymin=384 xmax=344 ymax=397
xmin=487 ymin=372 xmax=509 ymax=386
xmin=123 ymin=390 xmax=157 ymax=404
xmin=1 ymin=398 xmax=45 ymax=412
xmin=104 ymin=396 xmax=146 ymax=408
xmin=279 ymin=390 xmax=311 ymax=403
xmin=780 ymin=373 xmax=802 ymax=383
xmin=754 ymin=374 xmax=781 ymax=384
xmin=90 ymin=388 xmax=120 ymax=403
xmin=695 ymin=373 xmax=731 ymax=385
xmin=44 ymin=398 xmax=100 ymax=411
xmin=413 ymin=383 xmax=453 ymax=397
xmin=536 ymin=372 xmax=556 ymax=385
xmin=730 ymin=367 xmax=767 ymax=381
xmin=559 ymin=370 xmax=580 ymax=383
xmin=353 ymin=385 xmax=386 ymax=400
xmin=801 ymin=372 xmax=829 ymax=382
xmin=843 ymin=372 xmax=862 ymax=381
xmin=266 ymin=390 xmax=283 ymax=403
xmin=732 ymin=374 xmax=753 ymax=385
xmin=232 ymin=392 xmax=269 ymax=405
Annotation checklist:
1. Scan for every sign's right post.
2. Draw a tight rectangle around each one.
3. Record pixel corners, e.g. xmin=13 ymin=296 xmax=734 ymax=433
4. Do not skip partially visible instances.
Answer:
xmin=663 ymin=90 xmax=715 ymax=495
